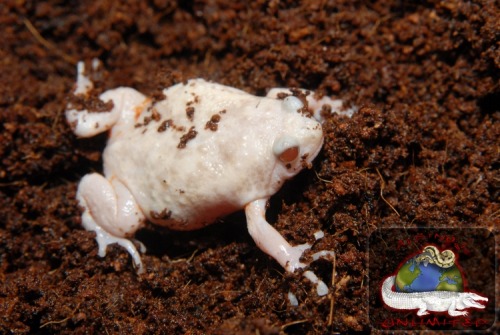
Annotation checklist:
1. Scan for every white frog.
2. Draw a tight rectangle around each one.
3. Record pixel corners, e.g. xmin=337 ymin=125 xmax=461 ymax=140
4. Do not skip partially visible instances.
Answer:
xmin=66 ymin=61 xmax=348 ymax=296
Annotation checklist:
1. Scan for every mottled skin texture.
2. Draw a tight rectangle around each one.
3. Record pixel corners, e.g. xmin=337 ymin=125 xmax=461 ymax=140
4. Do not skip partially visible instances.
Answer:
xmin=67 ymin=62 xmax=345 ymax=295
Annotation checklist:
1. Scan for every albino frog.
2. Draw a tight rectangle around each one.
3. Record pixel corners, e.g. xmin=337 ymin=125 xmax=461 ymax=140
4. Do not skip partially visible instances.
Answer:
xmin=67 ymin=61 xmax=347 ymax=296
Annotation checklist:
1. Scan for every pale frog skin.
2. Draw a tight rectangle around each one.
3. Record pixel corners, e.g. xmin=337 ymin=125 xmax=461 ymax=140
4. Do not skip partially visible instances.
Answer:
xmin=67 ymin=61 xmax=348 ymax=296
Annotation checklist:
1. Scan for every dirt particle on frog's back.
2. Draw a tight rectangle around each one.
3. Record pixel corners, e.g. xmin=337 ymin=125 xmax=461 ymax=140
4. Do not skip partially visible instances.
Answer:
xmin=151 ymin=108 xmax=161 ymax=121
xmin=158 ymin=119 xmax=173 ymax=132
xmin=186 ymin=106 xmax=195 ymax=121
xmin=205 ymin=114 xmax=221 ymax=131
xmin=177 ymin=126 xmax=197 ymax=148
xmin=136 ymin=110 xmax=160 ymax=128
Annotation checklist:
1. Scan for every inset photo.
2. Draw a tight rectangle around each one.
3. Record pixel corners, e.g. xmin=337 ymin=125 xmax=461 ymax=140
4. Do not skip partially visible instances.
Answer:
xmin=369 ymin=228 xmax=495 ymax=331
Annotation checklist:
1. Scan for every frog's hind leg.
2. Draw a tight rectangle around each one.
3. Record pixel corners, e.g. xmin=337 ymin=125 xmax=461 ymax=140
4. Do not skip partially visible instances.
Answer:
xmin=76 ymin=173 xmax=146 ymax=273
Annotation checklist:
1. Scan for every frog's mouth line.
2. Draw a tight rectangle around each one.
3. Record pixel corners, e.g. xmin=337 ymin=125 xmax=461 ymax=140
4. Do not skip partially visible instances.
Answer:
xmin=297 ymin=135 xmax=324 ymax=173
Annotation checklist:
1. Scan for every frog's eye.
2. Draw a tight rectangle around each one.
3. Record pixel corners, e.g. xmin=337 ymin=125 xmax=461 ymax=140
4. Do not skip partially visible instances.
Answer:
xmin=282 ymin=96 xmax=303 ymax=113
xmin=279 ymin=146 xmax=299 ymax=163
xmin=273 ymin=135 xmax=300 ymax=163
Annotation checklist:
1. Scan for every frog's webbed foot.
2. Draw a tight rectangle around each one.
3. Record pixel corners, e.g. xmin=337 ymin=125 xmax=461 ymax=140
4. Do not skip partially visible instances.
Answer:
xmin=245 ymin=199 xmax=333 ymax=297
xmin=77 ymin=173 xmax=146 ymax=273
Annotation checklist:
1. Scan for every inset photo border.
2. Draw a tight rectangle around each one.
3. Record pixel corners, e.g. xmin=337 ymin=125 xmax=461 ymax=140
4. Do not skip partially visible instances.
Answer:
xmin=368 ymin=228 xmax=495 ymax=331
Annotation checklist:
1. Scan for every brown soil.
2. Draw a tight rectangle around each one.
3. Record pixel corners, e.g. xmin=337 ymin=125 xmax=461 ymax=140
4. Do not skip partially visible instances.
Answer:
xmin=1 ymin=1 xmax=498 ymax=334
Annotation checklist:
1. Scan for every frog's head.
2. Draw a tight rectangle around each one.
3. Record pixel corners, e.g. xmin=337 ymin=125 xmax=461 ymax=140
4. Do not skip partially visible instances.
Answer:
xmin=271 ymin=96 xmax=324 ymax=184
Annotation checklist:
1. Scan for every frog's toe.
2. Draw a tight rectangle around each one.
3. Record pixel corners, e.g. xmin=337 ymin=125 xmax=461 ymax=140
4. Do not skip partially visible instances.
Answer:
xmin=304 ymin=270 xmax=329 ymax=296
xmin=136 ymin=239 xmax=147 ymax=253
xmin=308 ymin=250 xmax=335 ymax=296
xmin=82 ymin=208 xmax=145 ymax=273
xmin=97 ymin=229 xmax=145 ymax=273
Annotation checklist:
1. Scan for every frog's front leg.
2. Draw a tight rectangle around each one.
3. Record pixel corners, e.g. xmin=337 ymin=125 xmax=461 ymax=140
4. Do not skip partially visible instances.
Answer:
xmin=66 ymin=61 xmax=146 ymax=137
xmin=77 ymin=173 xmax=146 ymax=273
xmin=245 ymin=199 xmax=331 ymax=296
xmin=245 ymin=199 xmax=310 ymax=272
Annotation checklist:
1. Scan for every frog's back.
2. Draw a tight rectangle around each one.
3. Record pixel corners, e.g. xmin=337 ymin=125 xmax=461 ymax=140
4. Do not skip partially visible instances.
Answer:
xmin=103 ymin=79 xmax=284 ymax=229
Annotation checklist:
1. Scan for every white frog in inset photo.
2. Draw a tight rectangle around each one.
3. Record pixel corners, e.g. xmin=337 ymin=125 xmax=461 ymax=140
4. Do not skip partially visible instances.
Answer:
xmin=66 ymin=60 xmax=351 ymax=297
